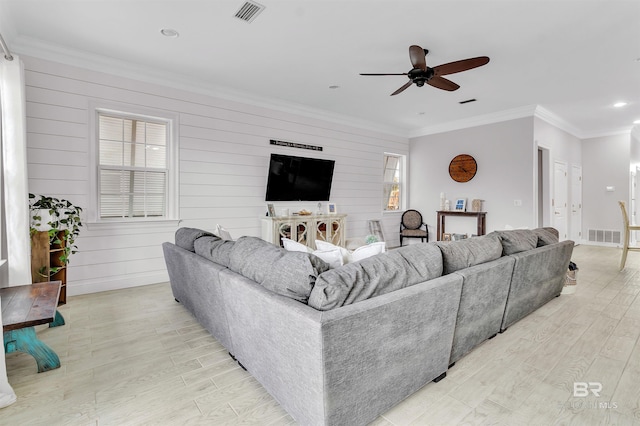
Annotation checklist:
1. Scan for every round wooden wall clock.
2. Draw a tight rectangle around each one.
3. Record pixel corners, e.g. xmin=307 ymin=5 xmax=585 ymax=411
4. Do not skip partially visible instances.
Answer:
xmin=449 ymin=154 xmax=477 ymax=182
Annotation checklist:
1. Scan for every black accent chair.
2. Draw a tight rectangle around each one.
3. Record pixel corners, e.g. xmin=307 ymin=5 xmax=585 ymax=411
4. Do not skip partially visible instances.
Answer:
xmin=399 ymin=209 xmax=429 ymax=246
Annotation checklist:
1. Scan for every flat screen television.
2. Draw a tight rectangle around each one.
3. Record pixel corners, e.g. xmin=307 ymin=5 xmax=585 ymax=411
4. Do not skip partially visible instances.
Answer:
xmin=265 ymin=153 xmax=335 ymax=201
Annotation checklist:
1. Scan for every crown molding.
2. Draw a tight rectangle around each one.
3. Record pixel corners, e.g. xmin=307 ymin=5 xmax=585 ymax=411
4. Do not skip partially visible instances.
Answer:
xmin=11 ymin=36 xmax=409 ymax=139
xmin=579 ymin=126 xmax=634 ymax=140
xmin=10 ymin=35 xmax=631 ymax=142
xmin=408 ymin=105 xmax=538 ymax=138
xmin=532 ymin=105 xmax=582 ymax=138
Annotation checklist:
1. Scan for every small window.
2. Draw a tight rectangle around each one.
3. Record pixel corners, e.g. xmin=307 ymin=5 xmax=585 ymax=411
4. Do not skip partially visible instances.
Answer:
xmin=383 ymin=153 xmax=403 ymax=211
xmin=97 ymin=112 xmax=171 ymax=220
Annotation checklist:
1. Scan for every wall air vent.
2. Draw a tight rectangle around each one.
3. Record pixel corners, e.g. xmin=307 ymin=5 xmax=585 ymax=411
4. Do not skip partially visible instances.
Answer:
xmin=234 ymin=1 xmax=265 ymax=23
xmin=587 ymin=229 xmax=621 ymax=245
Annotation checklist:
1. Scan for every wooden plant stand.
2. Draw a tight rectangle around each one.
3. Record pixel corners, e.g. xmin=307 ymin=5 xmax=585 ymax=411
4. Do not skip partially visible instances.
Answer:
xmin=1 ymin=281 xmax=65 ymax=373
xmin=31 ymin=230 xmax=67 ymax=305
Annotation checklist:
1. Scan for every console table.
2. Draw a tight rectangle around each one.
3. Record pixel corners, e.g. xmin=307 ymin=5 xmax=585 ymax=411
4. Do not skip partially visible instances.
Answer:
xmin=436 ymin=211 xmax=487 ymax=241
xmin=262 ymin=214 xmax=347 ymax=249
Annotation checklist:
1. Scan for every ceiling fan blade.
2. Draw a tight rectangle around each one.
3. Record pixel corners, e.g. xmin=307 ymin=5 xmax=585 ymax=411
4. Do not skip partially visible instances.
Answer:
xmin=360 ymin=73 xmax=408 ymax=76
xmin=433 ymin=56 xmax=490 ymax=76
xmin=391 ymin=80 xmax=414 ymax=96
xmin=409 ymin=45 xmax=427 ymax=71
xmin=427 ymin=76 xmax=460 ymax=91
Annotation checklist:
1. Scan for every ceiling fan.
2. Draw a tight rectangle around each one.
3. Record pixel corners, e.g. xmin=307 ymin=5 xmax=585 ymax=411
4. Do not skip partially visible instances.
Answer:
xmin=360 ymin=45 xmax=490 ymax=96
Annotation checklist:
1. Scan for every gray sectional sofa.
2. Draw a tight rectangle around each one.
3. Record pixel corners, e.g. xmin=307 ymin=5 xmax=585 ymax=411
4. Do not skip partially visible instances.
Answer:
xmin=162 ymin=227 xmax=573 ymax=426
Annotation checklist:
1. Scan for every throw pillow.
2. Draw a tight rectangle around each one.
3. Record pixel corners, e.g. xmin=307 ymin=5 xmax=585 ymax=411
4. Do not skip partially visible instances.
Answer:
xmin=215 ymin=224 xmax=233 ymax=241
xmin=350 ymin=242 xmax=386 ymax=262
xmin=311 ymin=248 xmax=344 ymax=269
xmin=282 ymin=237 xmax=312 ymax=253
xmin=315 ymin=240 xmax=351 ymax=264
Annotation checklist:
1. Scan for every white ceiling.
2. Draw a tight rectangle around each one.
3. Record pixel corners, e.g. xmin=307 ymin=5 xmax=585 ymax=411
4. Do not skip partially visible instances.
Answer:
xmin=1 ymin=0 xmax=639 ymax=138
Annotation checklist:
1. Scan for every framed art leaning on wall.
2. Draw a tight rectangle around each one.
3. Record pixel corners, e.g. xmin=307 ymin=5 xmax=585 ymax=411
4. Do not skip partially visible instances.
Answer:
xmin=455 ymin=198 xmax=466 ymax=211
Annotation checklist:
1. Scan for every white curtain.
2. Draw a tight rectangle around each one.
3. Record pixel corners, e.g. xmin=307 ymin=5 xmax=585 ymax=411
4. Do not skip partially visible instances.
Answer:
xmin=0 ymin=300 xmax=16 ymax=408
xmin=0 ymin=55 xmax=30 ymax=286
xmin=0 ymin=54 xmax=28 ymax=408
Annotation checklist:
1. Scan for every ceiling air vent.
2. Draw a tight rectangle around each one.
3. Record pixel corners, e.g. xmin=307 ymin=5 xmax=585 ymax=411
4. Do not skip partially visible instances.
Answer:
xmin=234 ymin=1 xmax=265 ymax=23
xmin=459 ymin=98 xmax=477 ymax=104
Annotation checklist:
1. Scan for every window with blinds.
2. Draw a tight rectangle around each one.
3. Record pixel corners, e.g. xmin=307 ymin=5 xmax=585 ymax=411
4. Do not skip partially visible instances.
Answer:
xmin=383 ymin=153 xmax=403 ymax=211
xmin=98 ymin=113 xmax=169 ymax=219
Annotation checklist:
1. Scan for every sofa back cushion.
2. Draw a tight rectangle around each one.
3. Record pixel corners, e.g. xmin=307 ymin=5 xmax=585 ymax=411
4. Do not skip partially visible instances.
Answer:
xmin=194 ymin=235 xmax=235 ymax=267
xmin=488 ymin=229 xmax=539 ymax=255
xmin=435 ymin=234 xmax=503 ymax=274
xmin=533 ymin=227 xmax=560 ymax=247
xmin=175 ymin=227 xmax=217 ymax=252
xmin=229 ymin=236 xmax=329 ymax=303
xmin=307 ymin=243 xmax=443 ymax=311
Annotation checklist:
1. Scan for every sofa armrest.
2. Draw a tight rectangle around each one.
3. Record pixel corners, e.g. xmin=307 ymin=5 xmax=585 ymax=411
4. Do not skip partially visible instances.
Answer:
xmin=162 ymin=242 xmax=234 ymax=352
xmin=501 ymin=240 xmax=574 ymax=331
xmin=220 ymin=269 xmax=462 ymax=426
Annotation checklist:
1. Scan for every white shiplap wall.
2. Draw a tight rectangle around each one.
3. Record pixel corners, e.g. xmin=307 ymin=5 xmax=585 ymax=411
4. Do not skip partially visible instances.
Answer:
xmin=24 ymin=56 xmax=408 ymax=296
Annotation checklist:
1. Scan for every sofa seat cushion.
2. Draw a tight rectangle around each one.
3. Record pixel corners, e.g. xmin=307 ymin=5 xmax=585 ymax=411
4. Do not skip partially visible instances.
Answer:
xmin=489 ymin=229 xmax=539 ymax=255
xmin=308 ymin=243 xmax=443 ymax=311
xmin=175 ymin=227 xmax=216 ymax=252
xmin=435 ymin=234 xmax=503 ymax=274
xmin=229 ymin=236 xmax=329 ymax=303
xmin=194 ymin=235 xmax=235 ymax=267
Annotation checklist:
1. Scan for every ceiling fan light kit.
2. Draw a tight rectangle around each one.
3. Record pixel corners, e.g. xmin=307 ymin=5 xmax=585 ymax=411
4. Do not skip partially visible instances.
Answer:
xmin=361 ymin=44 xmax=490 ymax=96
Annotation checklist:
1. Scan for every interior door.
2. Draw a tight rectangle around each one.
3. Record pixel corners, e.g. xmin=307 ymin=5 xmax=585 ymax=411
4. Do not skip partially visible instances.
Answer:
xmin=632 ymin=169 xmax=638 ymax=244
xmin=553 ymin=161 xmax=568 ymax=241
xmin=570 ymin=165 xmax=582 ymax=243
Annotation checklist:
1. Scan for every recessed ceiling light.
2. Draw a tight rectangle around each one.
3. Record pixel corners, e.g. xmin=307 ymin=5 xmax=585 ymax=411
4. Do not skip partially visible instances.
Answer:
xmin=160 ymin=28 xmax=179 ymax=38
xmin=614 ymin=101 xmax=627 ymax=108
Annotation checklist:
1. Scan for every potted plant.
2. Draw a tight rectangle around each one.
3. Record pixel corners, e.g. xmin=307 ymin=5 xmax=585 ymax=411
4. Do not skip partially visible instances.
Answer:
xmin=28 ymin=194 xmax=83 ymax=303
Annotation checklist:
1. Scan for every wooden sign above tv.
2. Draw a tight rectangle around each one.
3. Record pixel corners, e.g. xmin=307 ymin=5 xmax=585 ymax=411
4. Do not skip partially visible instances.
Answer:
xmin=270 ymin=139 xmax=323 ymax=151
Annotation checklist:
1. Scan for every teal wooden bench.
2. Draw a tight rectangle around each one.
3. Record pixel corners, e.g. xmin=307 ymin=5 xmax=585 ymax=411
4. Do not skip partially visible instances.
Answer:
xmin=1 ymin=281 xmax=65 ymax=373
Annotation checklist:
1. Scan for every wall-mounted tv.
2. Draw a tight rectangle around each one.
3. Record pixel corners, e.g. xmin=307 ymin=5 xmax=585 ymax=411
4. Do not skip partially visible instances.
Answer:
xmin=265 ymin=153 xmax=335 ymax=201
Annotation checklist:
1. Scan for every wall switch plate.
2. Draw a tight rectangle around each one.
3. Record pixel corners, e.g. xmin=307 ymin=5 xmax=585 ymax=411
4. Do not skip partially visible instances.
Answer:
xmin=606 ymin=186 xmax=615 ymax=192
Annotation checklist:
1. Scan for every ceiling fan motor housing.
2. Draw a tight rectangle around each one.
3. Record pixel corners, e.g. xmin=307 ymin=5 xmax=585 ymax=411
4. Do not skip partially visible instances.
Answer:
xmin=408 ymin=68 xmax=434 ymax=85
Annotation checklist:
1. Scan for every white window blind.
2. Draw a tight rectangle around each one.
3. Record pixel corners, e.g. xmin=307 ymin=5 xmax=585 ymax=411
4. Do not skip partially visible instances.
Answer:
xmin=383 ymin=154 xmax=402 ymax=211
xmin=98 ymin=113 xmax=169 ymax=219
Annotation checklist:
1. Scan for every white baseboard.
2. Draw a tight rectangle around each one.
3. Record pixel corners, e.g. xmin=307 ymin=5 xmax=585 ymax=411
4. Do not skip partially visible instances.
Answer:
xmin=579 ymin=240 xmax=621 ymax=248
xmin=67 ymin=271 xmax=169 ymax=296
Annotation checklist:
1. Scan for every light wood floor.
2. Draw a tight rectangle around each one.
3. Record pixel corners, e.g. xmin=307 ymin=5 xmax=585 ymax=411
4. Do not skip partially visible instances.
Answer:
xmin=1 ymin=245 xmax=640 ymax=425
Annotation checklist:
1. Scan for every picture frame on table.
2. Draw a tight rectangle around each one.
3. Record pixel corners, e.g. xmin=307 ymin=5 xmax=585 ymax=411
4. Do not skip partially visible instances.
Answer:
xmin=327 ymin=203 xmax=337 ymax=214
xmin=442 ymin=233 xmax=452 ymax=241
xmin=454 ymin=198 xmax=467 ymax=212
xmin=266 ymin=203 xmax=276 ymax=217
